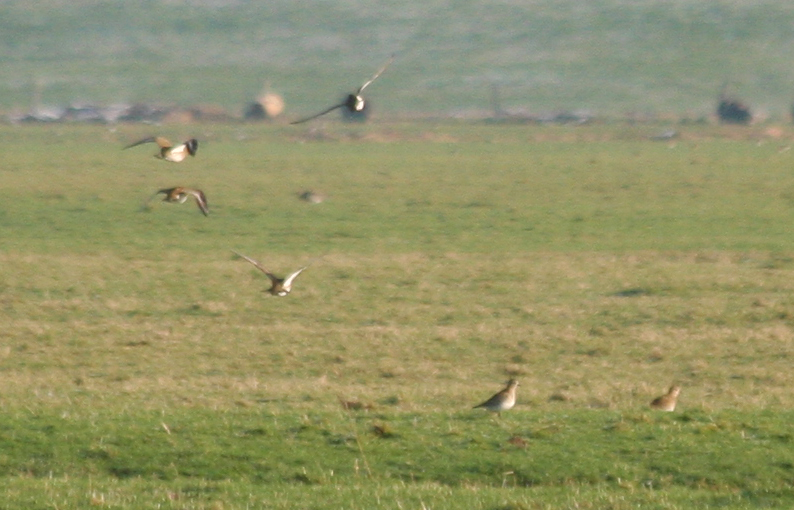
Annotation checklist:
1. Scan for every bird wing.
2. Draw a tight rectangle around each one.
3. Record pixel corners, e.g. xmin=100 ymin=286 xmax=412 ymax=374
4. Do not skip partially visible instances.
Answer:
xmin=290 ymin=103 xmax=345 ymax=125
xmin=282 ymin=266 xmax=307 ymax=290
xmin=231 ymin=251 xmax=278 ymax=283
xmin=123 ymin=136 xmax=158 ymax=150
xmin=282 ymin=254 xmax=325 ymax=289
xmin=473 ymin=397 xmax=492 ymax=409
xmin=154 ymin=136 xmax=173 ymax=149
xmin=123 ymin=136 xmax=173 ymax=150
xmin=144 ymin=187 xmax=175 ymax=204
xmin=186 ymin=189 xmax=209 ymax=216
xmin=356 ymin=54 xmax=395 ymax=95
xmin=475 ymin=393 xmax=501 ymax=409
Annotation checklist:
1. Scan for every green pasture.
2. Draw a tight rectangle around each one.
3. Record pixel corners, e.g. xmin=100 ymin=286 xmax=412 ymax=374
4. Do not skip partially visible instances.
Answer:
xmin=1 ymin=121 xmax=794 ymax=508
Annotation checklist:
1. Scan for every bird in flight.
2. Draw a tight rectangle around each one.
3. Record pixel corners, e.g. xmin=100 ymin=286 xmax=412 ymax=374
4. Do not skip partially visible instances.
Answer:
xmin=146 ymin=187 xmax=209 ymax=216
xmin=473 ymin=379 xmax=519 ymax=417
xmin=231 ymin=251 xmax=314 ymax=296
xmin=124 ymin=136 xmax=198 ymax=162
xmin=290 ymin=54 xmax=395 ymax=125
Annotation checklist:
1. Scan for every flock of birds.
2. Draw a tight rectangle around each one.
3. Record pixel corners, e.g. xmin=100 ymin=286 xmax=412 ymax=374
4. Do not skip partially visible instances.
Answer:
xmin=472 ymin=381 xmax=681 ymax=416
xmin=122 ymin=56 xmax=399 ymax=298
xmin=121 ymin=54 xmax=682 ymax=416
xmin=123 ymin=135 xmax=315 ymax=296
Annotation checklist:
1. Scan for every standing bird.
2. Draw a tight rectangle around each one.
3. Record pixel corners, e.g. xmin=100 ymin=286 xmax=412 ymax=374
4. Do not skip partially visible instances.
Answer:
xmin=297 ymin=190 xmax=327 ymax=204
xmin=123 ymin=136 xmax=198 ymax=162
xmin=650 ymin=385 xmax=681 ymax=412
xmin=290 ymin=54 xmax=395 ymax=125
xmin=473 ymin=379 xmax=519 ymax=417
xmin=231 ymin=251 xmax=312 ymax=297
xmin=146 ymin=187 xmax=209 ymax=216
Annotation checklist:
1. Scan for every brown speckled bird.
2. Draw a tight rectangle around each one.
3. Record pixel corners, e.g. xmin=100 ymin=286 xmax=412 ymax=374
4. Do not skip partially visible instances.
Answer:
xmin=474 ymin=379 xmax=519 ymax=417
xmin=297 ymin=190 xmax=327 ymax=204
xmin=124 ymin=136 xmax=198 ymax=162
xmin=290 ymin=54 xmax=394 ymax=124
xmin=650 ymin=385 xmax=681 ymax=412
xmin=232 ymin=251 xmax=312 ymax=297
xmin=146 ymin=187 xmax=209 ymax=216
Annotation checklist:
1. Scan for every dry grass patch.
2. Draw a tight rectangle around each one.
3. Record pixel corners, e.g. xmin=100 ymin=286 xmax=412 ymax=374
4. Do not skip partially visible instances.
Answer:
xmin=4 ymin=248 xmax=794 ymax=413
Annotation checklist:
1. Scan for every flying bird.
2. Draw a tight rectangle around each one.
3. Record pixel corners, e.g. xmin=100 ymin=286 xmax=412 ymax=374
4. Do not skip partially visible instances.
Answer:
xmin=473 ymin=379 xmax=519 ymax=417
xmin=231 ymin=250 xmax=313 ymax=297
xmin=650 ymin=385 xmax=681 ymax=412
xmin=123 ymin=136 xmax=198 ymax=162
xmin=146 ymin=187 xmax=209 ymax=216
xmin=290 ymin=54 xmax=395 ymax=125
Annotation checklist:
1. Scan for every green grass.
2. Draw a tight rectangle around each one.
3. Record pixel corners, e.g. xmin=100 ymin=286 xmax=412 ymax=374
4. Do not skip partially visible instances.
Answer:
xmin=1 ymin=407 xmax=793 ymax=508
xmin=2 ymin=122 xmax=794 ymax=508
xmin=2 ymin=1 xmax=794 ymax=117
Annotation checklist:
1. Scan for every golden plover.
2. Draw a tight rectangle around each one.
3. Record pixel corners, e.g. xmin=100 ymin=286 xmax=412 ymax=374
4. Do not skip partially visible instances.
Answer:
xmin=650 ymin=385 xmax=681 ymax=412
xmin=290 ymin=54 xmax=395 ymax=124
xmin=147 ymin=187 xmax=209 ymax=216
xmin=232 ymin=250 xmax=311 ymax=297
xmin=124 ymin=136 xmax=198 ymax=162
xmin=474 ymin=379 xmax=519 ymax=416
xmin=297 ymin=190 xmax=327 ymax=204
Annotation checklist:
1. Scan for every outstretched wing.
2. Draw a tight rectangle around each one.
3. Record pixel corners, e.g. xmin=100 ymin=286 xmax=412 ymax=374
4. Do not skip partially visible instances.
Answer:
xmin=150 ymin=187 xmax=174 ymax=200
xmin=290 ymin=103 xmax=345 ymax=125
xmin=283 ymin=254 xmax=325 ymax=289
xmin=356 ymin=53 xmax=395 ymax=95
xmin=231 ymin=250 xmax=277 ymax=283
xmin=186 ymin=189 xmax=209 ymax=216
xmin=141 ymin=187 xmax=173 ymax=210
xmin=123 ymin=136 xmax=172 ymax=150
xmin=282 ymin=266 xmax=307 ymax=290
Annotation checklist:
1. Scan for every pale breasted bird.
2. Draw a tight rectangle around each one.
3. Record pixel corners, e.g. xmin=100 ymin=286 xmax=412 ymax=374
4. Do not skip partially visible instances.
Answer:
xmin=290 ymin=54 xmax=395 ymax=125
xmin=231 ymin=250 xmax=313 ymax=297
xmin=124 ymin=136 xmax=198 ymax=162
xmin=146 ymin=187 xmax=209 ymax=216
xmin=650 ymin=385 xmax=681 ymax=412
xmin=297 ymin=190 xmax=327 ymax=204
xmin=474 ymin=379 xmax=519 ymax=417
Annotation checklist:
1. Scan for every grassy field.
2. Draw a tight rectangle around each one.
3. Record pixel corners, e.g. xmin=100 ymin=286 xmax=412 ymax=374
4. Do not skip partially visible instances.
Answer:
xmin=2 ymin=121 xmax=794 ymax=508
xmin=3 ymin=0 xmax=794 ymax=118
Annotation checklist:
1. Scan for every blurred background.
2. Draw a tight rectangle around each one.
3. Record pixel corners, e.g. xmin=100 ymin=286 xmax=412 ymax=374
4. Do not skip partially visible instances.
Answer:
xmin=1 ymin=0 xmax=794 ymax=123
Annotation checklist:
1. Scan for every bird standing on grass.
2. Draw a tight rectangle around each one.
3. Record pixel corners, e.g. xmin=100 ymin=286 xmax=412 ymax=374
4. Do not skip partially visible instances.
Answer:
xmin=231 ymin=251 xmax=313 ymax=297
xmin=474 ymin=379 xmax=519 ymax=417
xmin=290 ymin=54 xmax=395 ymax=124
xmin=124 ymin=136 xmax=198 ymax=162
xmin=145 ymin=187 xmax=209 ymax=216
xmin=650 ymin=385 xmax=681 ymax=412
xmin=297 ymin=190 xmax=327 ymax=204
